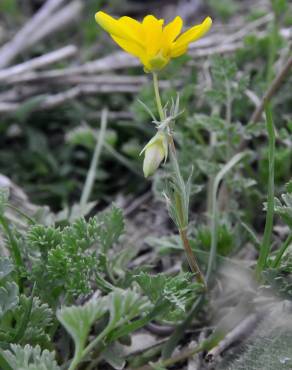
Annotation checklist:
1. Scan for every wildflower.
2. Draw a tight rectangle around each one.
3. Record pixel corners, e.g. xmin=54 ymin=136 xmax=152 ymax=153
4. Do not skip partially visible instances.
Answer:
xmin=95 ymin=12 xmax=212 ymax=72
xmin=140 ymin=131 xmax=168 ymax=177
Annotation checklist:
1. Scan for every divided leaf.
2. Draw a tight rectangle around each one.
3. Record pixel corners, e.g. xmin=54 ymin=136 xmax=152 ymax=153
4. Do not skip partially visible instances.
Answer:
xmin=0 ymin=258 xmax=14 ymax=281
xmin=57 ymin=289 xmax=151 ymax=364
xmin=273 ymin=180 xmax=292 ymax=229
xmin=107 ymin=289 xmax=151 ymax=330
xmin=57 ymin=296 xmax=108 ymax=355
xmin=0 ymin=282 xmax=19 ymax=318
xmin=135 ymin=272 xmax=199 ymax=320
xmin=3 ymin=344 xmax=60 ymax=370
xmin=27 ymin=205 xmax=125 ymax=301
xmin=96 ymin=205 xmax=124 ymax=252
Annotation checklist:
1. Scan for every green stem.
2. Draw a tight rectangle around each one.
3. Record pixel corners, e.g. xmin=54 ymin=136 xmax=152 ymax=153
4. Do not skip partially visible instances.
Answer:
xmin=272 ymin=234 xmax=292 ymax=268
xmin=179 ymin=228 xmax=206 ymax=287
xmin=266 ymin=17 xmax=278 ymax=84
xmin=68 ymin=350 xmax=83 ymax=370
xmin=80 ymin=108 xmax=108 ymax=213
xmin=152 ymin=72 xmax=165 ymax=121
xmin=256 ymin=103 xmax=275 ymax=279
xmin=152 ymin=73 xmax=205 ymax=286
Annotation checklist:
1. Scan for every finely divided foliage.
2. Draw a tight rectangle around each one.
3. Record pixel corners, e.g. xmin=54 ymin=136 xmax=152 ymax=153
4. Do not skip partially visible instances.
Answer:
xmin=2 ymin=344 xmax=60 ymax=370
xmin=27 ymin=205 xmax=124 ymax=300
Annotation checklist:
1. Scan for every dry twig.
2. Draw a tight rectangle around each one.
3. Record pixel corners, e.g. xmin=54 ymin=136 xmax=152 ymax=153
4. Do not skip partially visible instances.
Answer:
xmin=0 ymin=45 xmax=77 ymax=81
xmin=27 ymin=1 xmax=83 ymax=47
xmin=205 ymin=313 xmax=259 ymax=362
xmin=0 ymin=0 xmax=67 ymax=68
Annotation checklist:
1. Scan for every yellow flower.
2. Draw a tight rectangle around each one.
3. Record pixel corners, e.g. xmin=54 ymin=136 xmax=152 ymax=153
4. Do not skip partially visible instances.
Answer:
xmin=95 ymin=12 xmax=212 ymax=72
xmin=140 ymin=131 xmax=168 ymax=177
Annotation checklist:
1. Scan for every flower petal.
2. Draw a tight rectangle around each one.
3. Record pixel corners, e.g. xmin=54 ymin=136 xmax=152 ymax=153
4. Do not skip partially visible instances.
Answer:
xmin=118 ymin=16 xmax=144 ymax=45
xmin=142 ymin=15 xmax=164 ymax=57
xmin=163 ymin=16 xmax=183 ymax=45
xmin=111 ymin=35 xmax=146 ymax=60
xmin=171 ymin=16 xmax=212 ymax=54
xmin=170 ymin=45 xmax=188 ymax=58
xmin=95 ymin=11 xmax=142 ymax=45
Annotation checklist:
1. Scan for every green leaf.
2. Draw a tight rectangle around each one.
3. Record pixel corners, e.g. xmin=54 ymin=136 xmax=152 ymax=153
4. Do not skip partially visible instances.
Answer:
xmin=96 ymin=205 xmax=124 ymax=253
xmin=28 ymin=205 xmax=125 ymax=302
xmin=58 ymin=289 xmax=150 ymax=369
xmin=107 ymin=289 xmax=151 ymax=330
xmin=0 ymin=258 xmax=14 ymax=281
xmin=3 ymin=344 xmax=60 ymax=370
xmin=57 ymin=296 xmax=108 ymax=356
xmin=101 ymin=342 xmax=126 ymax=370
xmin=27 ymin=226 xmax=62 ymax=255
xmin=268 ymin=180 xmax=292 ymax=230
xmin=134 ymin=272 xmax=199 ymax=321
xmin=149 ymin=363 xmax=167 ymax=370
xmin=0 ymin=282 xmax=19 ymax=318
xmin=0 ymin=295 xmax=53 ymax=348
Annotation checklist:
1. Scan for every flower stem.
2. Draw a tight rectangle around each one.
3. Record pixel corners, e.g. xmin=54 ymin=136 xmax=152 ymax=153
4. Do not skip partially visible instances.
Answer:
xmin=179 ymin=228 xmax=206 ymax=287
xmin=152 ymin=72 xmax=206 ymax=287
xmin=153 ymin=72 xmax=165 ymax=121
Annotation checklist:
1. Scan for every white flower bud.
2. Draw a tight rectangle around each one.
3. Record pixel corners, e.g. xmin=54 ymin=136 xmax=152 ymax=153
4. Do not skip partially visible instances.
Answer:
xmin=140 ymin=132 xmax=168 ymax=178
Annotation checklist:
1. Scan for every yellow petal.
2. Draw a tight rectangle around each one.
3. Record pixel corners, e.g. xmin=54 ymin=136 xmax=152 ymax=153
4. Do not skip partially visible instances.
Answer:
xmin=95 ymin=11 xmax=142 ymax=45
xmin=163 ymin=16 xmax=183 ymax=45
xmin=171 ymin=16 xmax=212 ymax=55
xmin=111 ymin=35 xmax=146 ymax=60
xmin=142 ymin=15 xmax=164 ymax=57
xmin=170 ymin=45 xmax=188 ymax=58
xmin=118 ymin=16 xmax=144 ymax=45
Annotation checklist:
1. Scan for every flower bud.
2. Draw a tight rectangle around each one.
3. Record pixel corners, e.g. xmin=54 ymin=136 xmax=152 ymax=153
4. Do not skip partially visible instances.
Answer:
xmin=140 ymin=132 xmax=168 ymax=178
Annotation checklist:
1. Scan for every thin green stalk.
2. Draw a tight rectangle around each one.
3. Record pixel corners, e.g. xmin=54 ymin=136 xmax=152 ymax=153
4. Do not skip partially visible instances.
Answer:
xmin=225 ymin=78 xmax=233 ymax=159
xmin=152 ymin=73 xmax=205 ymax=286
xmin=152 ymin=72 xmax=165 ymax=121
xmin=206 ymin=151 xmax=247 ymax=284
xmin=68 ymin=349 xmax=83 ymax=370
xmin=80 ymin=108 xmax=108 ymax=212
xmin=256 ymin=103 xmax=275 ymax=279
xmin=169 ymin=154 xmax=245 ymax=366
xmin=266 ymin=18 xmax=278 ymax=84
xmin=272 ymin=234 xmax=292 ymax=268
